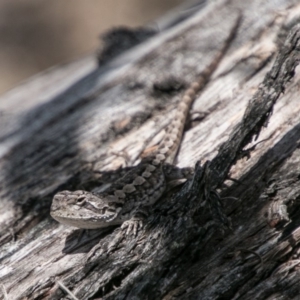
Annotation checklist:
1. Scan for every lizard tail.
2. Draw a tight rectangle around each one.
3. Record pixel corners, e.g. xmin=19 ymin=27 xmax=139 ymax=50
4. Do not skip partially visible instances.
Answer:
xmin=156 ymin=15 xmax=240 ymax=164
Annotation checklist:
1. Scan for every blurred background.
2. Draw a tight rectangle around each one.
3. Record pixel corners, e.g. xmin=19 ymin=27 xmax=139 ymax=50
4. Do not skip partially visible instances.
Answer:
xmin=0 ymin=0 xmax=185 ymax=95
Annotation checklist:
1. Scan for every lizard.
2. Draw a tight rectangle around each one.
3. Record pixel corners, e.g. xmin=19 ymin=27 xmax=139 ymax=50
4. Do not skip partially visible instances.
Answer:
xmin=50 ymin=22 xmax=239 ymax=234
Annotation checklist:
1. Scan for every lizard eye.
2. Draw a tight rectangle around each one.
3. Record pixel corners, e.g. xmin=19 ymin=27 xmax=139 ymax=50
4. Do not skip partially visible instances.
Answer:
xmin=76 ymin=196 xmax=86 ymax=206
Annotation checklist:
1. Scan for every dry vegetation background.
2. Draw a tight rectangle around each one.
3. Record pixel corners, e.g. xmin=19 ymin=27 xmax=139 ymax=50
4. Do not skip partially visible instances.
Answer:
xmin=0 ymin=0 xmax=184 ymax=95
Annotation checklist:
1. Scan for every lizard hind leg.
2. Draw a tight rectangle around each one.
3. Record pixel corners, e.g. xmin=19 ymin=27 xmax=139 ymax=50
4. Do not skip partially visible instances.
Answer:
xmin=163 ymin=164 xmax=195 ymax=191
xmin=163 ymin=164 xmax=194 ymax=180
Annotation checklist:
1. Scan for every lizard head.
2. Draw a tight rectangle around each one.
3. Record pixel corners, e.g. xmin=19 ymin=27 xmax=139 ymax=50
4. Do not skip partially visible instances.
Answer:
xmin=50 ymin=190 xmax=122 ymax=229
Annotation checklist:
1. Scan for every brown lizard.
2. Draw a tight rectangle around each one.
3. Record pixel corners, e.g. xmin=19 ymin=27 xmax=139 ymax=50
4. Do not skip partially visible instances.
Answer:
xmin=50 ymin=21 xmax=239 ymax=234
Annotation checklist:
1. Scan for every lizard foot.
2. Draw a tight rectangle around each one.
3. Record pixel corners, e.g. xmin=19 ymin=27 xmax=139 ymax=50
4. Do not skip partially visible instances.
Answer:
xmin=121 ymin=218 xmax=143 ymax=235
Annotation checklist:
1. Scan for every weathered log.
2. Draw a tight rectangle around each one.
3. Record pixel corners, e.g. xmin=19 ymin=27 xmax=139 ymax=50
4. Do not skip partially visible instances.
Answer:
xmin=1 ymin=0 xmax=300 ymax=299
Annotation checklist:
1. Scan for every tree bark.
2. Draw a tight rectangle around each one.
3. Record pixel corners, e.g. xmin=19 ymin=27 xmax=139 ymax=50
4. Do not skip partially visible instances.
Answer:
xmin=1 ymin=0 xmax=300 ymax=299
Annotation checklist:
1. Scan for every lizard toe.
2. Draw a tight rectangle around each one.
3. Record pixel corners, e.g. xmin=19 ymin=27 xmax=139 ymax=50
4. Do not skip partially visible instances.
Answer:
xmin=121 ymin=219 xmax=143 ymax=235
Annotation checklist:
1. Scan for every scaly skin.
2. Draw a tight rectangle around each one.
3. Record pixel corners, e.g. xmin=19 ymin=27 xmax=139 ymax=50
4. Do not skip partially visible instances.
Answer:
xmin=50 ymin=21 xmax=239 ymax=234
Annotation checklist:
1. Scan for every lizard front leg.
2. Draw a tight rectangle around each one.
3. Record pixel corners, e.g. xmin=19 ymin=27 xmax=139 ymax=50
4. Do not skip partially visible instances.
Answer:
xmin=120 ymin=207 xmax=149 ymax=235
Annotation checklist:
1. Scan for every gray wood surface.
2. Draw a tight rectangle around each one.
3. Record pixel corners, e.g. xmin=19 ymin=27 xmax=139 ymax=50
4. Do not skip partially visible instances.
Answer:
xmin=1 ymin=0 xmax=300 ymax=299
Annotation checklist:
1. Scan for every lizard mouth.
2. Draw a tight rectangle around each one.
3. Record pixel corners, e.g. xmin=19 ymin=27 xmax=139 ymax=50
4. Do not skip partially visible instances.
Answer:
xmin=51 ymin=213 xmax=122 ymax=229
